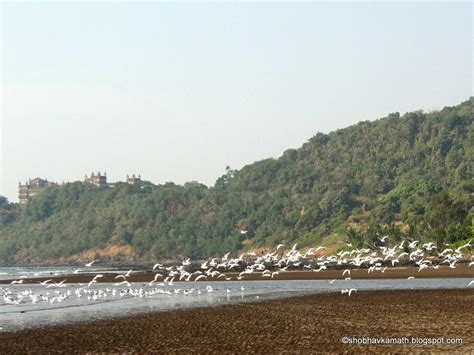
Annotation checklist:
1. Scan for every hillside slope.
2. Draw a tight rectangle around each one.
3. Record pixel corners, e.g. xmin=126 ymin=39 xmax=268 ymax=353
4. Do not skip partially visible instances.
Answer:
xmin=0 ymin=98 xmax=472 ymax=264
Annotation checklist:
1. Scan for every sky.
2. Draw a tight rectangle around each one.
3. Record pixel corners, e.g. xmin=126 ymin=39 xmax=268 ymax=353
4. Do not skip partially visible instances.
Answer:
xmin=1 ymin=1 xmax=472 ymax=202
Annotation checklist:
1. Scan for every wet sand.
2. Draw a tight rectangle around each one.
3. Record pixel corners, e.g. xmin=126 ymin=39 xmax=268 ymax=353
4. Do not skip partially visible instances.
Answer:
xmin=0 ymin=289 xmax=472 ymax=353
xmin=1 ymin=264 xmax=472 ymax=285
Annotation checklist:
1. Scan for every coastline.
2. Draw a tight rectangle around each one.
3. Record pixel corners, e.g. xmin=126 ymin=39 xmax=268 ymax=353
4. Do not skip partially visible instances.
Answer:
xmin=1 ymin=264 xmax=472 ymax=285
xmin=1 ymin=288 xmax=472 ymax=353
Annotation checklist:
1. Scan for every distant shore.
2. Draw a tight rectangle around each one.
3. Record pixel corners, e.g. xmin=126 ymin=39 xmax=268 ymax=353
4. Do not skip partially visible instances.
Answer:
xmin=1 ymin=264 xmax=472 ymax=285
xmin=1 ymin=288 xmax=472 ymax=353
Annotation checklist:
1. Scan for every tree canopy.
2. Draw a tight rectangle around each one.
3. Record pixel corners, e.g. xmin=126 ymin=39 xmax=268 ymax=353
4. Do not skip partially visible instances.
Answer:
xmin=0 ymin=98 xmax=472 ymax=264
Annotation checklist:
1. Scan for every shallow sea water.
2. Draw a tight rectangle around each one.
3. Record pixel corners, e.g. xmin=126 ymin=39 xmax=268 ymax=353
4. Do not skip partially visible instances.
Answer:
xmin=0 ymin=277 xmax=471 ymax=331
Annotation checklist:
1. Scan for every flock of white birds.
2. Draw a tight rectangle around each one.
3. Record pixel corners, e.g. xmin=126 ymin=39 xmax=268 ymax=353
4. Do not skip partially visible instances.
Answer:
xmin=1 ymin=237 xmax=473 ymax=308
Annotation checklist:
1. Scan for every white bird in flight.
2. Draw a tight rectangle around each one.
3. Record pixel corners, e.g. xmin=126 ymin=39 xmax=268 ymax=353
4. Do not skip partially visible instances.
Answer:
xmin=194 ymin=275 xmax=207 ymax=282
xmin=152 ymin=263 xmax=162 ymax=270
xmin=10 ymin=279 xmax=24 ymax=285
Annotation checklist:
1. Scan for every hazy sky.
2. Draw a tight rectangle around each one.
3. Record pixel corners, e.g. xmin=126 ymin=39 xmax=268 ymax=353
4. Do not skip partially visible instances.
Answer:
xmin=1 ymin=2 xmax=472 ymax=202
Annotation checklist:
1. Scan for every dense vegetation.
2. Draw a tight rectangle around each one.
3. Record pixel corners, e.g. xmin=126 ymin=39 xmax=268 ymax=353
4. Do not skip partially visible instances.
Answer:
xmin=0 ymin=98 xmax=472 ymax=264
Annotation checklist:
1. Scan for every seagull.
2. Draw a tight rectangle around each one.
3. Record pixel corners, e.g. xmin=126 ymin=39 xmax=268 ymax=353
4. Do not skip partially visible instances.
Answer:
xmin=182 ymin=259 xmax=191 ymax=266
xmin=48 ymin=279 xmax=66 ymax=288
xmin=152 ymin=263 xmax=162 ymax=270
xmin=314 ymin=265 xmax=327 ymax=272
xmin=14 ymin=240 xmax=474 ymax=311
xmin=85 ymin=261 xmax=95 ymax=267
xmin=87 ymin=279 xmax=97 ymax=288
xmin=348 ymin=288 xmax=357 ymax=296
xmin=148 ymin=273 xmax=164 ymax=286
xmin=194 ymin=275 xmax=207 ymax=282
xmin=418 ymin=264 xmax=429 ymax=272
xmin=455 ymin=240 xmax=472 ymax=253
xmin=10 ymin=280 xmax=24 ymax=285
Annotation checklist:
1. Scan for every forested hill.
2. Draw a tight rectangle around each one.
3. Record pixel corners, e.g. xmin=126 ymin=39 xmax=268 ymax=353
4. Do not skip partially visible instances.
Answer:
xmin=0 ymin=98 xmax=472 ymax=264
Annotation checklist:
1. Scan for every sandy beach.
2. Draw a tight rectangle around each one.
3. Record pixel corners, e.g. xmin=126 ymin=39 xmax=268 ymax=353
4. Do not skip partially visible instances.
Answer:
xmin=0 ymin=288 xmax=472 ymax=353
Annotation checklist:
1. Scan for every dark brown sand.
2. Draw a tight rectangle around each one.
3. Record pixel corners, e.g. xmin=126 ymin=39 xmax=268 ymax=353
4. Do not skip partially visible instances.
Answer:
xmin=0 ymin=289 xmax=472 ymax=353
xmin=1 ymin=264 xmax=472 ymax=285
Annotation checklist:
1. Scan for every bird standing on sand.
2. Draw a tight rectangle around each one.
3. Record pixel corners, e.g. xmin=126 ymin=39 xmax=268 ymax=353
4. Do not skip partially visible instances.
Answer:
xmin=341 ymin=288 xmax=357 ymax=296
